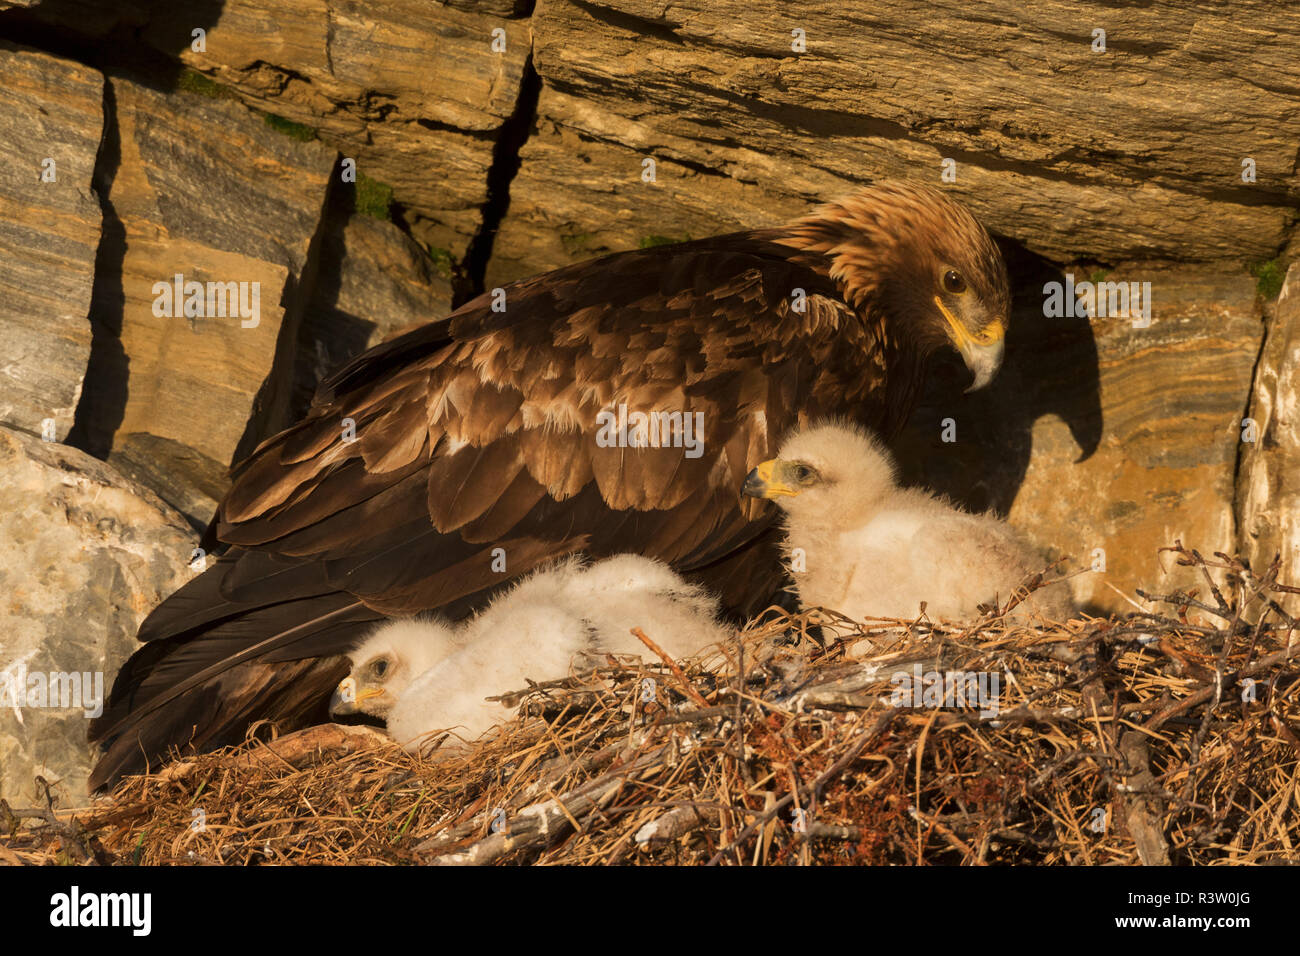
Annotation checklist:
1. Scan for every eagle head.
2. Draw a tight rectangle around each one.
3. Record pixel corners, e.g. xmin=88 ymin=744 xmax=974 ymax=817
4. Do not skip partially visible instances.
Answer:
xmin=784 ymin=182 xmax=1011 ymax=391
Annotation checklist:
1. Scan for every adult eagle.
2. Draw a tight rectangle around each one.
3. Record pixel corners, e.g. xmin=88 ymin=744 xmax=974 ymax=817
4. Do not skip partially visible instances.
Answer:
xmin=89 ymin=181 xmax=1010 ymax=788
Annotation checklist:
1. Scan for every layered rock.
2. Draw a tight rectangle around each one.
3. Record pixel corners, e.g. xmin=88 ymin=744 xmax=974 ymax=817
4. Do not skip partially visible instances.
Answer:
xmin=0 ymin=41 xmax=102 ymax=442
xmin=486 ymin=87 xmax=808 ymax=285
xmin=7 ymin=0 xmax=1296 ymax=277
xmin=1236 ymin=264 xmax=1300 ymax=614
xmin=78 ymin=75 xmax=335 ymax=528
xmin=0 ymin=426 xmax=197 ymax=808
xmin=494 ymin=0 xmax=1297 ymax=275
xmin=138 ymin=0 xmax=532 ymax=259
xmin=290 ymin=209 xmax=453 ymax=419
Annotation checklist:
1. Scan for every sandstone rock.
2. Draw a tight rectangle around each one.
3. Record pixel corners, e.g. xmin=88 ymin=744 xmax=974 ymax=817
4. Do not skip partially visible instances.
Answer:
xmin=329 ymin=214 xmax=452 ymax=331
xmin=891 ymin=260 xmax=1263 ymax=615
xmin=14 ymin=0 xmax=1294 ymax=280
xmin=0 ymin=41 xmax=102 ymax=442
xmin=1236 ymin=264 xmax=1300 ymax=614
xmin=104 ymin=433 xmax=233 ymax=536
xmin=0 ymin=426 xmax=197 ymax=808
xmin=290 ymin=207 xmax=453 ymax=419
xmin=142 ymin=0 xmax=531 ymax=260
xmin=491 ymin=0 xmax=1297 ymax=276
xmin=487 ymin=86 xmax=809 ymax=285
xmin=75 ymin=75 xmax=335 ymax=527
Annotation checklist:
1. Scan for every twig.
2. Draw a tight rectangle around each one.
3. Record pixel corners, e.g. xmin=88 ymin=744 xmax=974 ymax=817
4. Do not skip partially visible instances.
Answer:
xmin=631 ymin=627 xmax=711 ymax=708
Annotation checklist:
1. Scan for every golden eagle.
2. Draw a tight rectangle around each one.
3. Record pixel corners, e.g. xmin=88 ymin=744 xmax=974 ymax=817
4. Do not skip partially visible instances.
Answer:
xmin=89 ymin=181 xmax=1010 ymax=788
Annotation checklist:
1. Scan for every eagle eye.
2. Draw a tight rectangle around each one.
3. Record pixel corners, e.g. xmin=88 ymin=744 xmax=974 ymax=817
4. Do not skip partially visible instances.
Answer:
xmin=369 ymin=658 xmax=390 ymax=680
xmin=792 ymin=464 xmax=818 ymax=484
xmin=941 ymin=270 xmax=967 ymax=295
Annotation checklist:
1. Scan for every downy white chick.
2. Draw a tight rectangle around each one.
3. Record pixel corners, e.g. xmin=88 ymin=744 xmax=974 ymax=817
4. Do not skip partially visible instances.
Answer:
xmin=385 ymin=597 xmax=594 ymax=751
xmin=742 ymin=421 xmax=1074 ymax=623
xmin=340 ymin=555 xmax=730 ymax=752
xmin=557 ymin=553 xmax=733 ymax=661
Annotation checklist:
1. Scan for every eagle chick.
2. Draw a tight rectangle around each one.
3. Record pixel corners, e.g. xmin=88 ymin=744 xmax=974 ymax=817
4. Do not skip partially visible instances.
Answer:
xmin=333 ymin=555 xmax=730 ymax=749
xmin=743 ymin=421 xmax=1074 ymax=624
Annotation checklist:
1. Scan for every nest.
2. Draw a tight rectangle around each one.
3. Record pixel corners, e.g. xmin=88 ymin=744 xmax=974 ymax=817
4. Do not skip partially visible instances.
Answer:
xmin=4 ymin=543 xmax=1299 ymax=866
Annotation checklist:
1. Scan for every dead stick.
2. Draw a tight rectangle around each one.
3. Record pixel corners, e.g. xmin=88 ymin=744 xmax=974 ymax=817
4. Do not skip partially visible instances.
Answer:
xmin=908 ymin=806 xmax=983 ymax=863
xmin=1117 ymin=730 xmax=1171 ymax=865
xmin=1145 ymin=642 xmax=1300 ymax=731
xmin=31 ymin=778 xmax=93 ymax=864
xmin=631 ymin=627 xmax=711 ymax=708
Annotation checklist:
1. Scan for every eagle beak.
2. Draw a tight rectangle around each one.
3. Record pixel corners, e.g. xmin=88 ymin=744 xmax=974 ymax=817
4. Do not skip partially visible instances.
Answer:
xmin=743 ymin=459 xmax=800 ymax=499
xmin=934 ymin=296 xmax=1005 ymax=392
xmin=961 ymin=334 xmax=1004 ymax=393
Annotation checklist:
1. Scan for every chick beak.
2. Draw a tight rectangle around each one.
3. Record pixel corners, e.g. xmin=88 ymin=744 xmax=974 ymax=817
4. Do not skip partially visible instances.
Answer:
xmin=934 ymin=295 xmax=1005 ymax=392
xmin=329 ymin=676 xmax=358 ymax=717
xmin=742 ymin=459 xmax=801 ymax=499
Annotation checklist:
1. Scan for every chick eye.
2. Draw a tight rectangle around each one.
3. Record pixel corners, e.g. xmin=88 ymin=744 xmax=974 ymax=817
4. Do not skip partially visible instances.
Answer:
xmin=369 ymin=658 xmax=389 ymax=680
xmin=941 ymin=270 xmax=967 ymax=294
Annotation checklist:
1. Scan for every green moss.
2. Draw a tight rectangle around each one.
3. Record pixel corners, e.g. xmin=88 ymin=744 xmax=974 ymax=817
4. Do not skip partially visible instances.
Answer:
xmin=558 ymin=231 xmax=595 ymax=254
xmin=426 ymin=244 xmax=454 ymax=279
xmin=1088 ymin=268 xmax=1110 ymax=285
xmin=175 ymin=68 xmax=238 ymax=100
xmin=1250 ymin=258 xmax=1284 ymax=300
xmin=639 ymin=233 xmax=691 ymax=249
xmin=355 ymin=172 xmax=394 ymax=221
xmin=177 ymin=71 xmax=319 ymax=146
xmin=261 ymin=112 xmax=317 ymax=142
